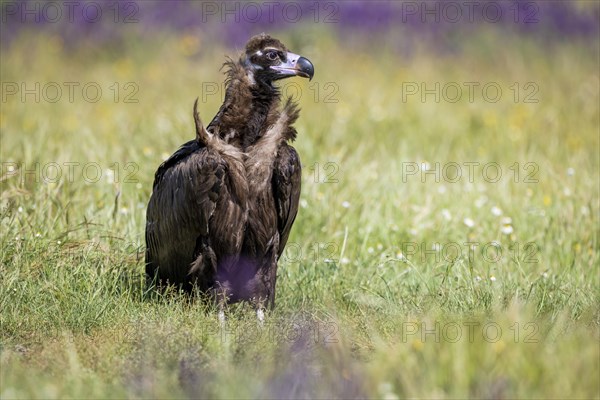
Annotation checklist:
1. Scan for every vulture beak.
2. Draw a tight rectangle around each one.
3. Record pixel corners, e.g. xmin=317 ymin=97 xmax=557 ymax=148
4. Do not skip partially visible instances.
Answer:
xmin=271 ymin=52 xmax=315 ymax=81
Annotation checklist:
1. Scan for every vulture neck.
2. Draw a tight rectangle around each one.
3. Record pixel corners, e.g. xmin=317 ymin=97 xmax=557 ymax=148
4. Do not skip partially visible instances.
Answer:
xmin=244 ymin=80 xmax=279 ymax=149
xmin=208 ymin=59 xmax=280 ymax=151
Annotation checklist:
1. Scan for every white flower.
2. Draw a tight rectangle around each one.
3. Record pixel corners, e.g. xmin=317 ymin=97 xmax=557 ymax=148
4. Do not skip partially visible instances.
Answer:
xmin=421 ymin=161 xmax=431 ymax=170
xmin=378 ymin=382 xmax=399 ymax=400
xmin=563 ymin=188 xmax=571 ymax=196
xmin=437 ymin=185 xmax=447 ymax=194
xmin=490 ymin=240 xmax=501 ymax=247
xmin=542 ymin=272 xmax=549 ymax=279
xmin=474 ymin=276 xmax=482 ymax=282
xmin=581 ymin=206 xmax=590 ymax=216
xmin=157 ymin=115 xmax=172 ymax=133
xmin=501 ymin=225 xmax=514 ymax=235
xmin=490 ymin=276 xmax=497 ymax=282
xmin=120 ymin=207 xmax=129 ymax=215
xmin=463 ymin=217 xmax=475 ymax=228
xmin=441 ymin=209 xmax=452 ymax=221
xmin=475 ymin=196 xmax=487 ymax=208
xmin=432 ymin=243 xmax=441 ymax=251
xmin=377 ymin=243 xmax=383 ymax=250
xmin=567 ymin=167 xmax=575 ymax=176
xmin=104 ymin=169 xmax=115 ymax=184
xmin=17 ymin=206 xmax=23 ymax=213
xmin=340 ymin=257 xmax=350 ymax=265
xmin=299 ymin=199 xmax=308 ymax=208
xmin=491 ymin=206 xmax=503 ymax=216
xmin=35 ymin=233 xmax=41 ymax=238
xmin=136 ymin=183 xmax=143 ymax=190
xmin=396 ymin=252 xmax=406 ymax=260
xmin=341 ymin=201 xmax=350 ymax=208
xmin=367 ymin=247 xmax=374 ymax=254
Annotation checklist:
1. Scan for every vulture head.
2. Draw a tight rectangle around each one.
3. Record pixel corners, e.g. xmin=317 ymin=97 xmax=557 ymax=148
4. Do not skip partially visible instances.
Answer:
xmin=243 ymin=34 xmax=315 ymax=85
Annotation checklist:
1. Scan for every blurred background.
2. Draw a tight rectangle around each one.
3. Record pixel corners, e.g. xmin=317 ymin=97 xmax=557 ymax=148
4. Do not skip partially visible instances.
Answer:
xmin=1 ymin=1 xmax=599 ymax=398
xmin=1 ymin=0 xmax=598 ymax=246
xmin=2 ymin=0 xmax=599 ymax=49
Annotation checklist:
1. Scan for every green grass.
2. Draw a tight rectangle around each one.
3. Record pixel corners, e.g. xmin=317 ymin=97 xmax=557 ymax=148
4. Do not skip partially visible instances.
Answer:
xmin=1 ymin=30 xmax=599 ymax=399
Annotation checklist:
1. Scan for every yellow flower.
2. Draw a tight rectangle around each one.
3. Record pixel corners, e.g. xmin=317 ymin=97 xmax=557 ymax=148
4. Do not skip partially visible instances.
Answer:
xmin=493 ymin=339 xmax=506 ymax=354
xmin=114 ymin=58 xmax=134 ymax=79
xmin=146 ymin=63 xmax=164 ymax=82
xmin=483 ymin=112 xmax=498 ymax=128
xmin=510 ymin=105 xmax=528 ymax=129
xmin=178 ymin=34 xmax=201 ymax=57
xmin=62 ymin=115 xmax=78 ymax=131
xmin=412 ymin=339 xmax=424 ymax=351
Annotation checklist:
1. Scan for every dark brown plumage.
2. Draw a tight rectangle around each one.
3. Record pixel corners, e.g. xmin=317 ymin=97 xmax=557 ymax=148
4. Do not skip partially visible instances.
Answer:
xmin=145 ymin=34 xmax=314 ymax=317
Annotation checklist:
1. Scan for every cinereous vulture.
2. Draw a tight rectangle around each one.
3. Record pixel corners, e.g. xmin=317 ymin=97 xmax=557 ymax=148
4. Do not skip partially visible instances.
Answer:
xmin=145 ymin=34 xmax=314 ymax=320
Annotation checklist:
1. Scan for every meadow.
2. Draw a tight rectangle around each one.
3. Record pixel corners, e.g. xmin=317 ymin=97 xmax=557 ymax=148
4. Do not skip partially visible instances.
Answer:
xmin=1 ymin=4 xmax=599 ymax=398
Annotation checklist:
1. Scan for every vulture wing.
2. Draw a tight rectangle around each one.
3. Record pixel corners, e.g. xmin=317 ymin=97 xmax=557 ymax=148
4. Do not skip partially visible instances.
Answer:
xmin=145 ymin=143 xmax=227 ymax=288
xmin=272 ymin=143 xmax=302 ymax=258
xmin=146 ymin=100 xmax=246 ymax=290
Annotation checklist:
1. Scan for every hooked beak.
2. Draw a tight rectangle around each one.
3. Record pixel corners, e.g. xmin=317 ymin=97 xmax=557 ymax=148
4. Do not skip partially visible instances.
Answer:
xmin=270 ymin=52 xmax=314 ymax=81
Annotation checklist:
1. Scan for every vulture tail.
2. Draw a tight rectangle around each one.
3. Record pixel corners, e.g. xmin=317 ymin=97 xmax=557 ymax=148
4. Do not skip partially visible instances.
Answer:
xmin=193 ymin=98 xmax=211 ymax=146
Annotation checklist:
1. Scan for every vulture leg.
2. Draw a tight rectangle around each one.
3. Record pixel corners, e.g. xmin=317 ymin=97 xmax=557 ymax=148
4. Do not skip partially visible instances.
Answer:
xmin=256 ymin=308 xmax=265 ymax=323
xmin=256 ymin=236 xmax=280 ymax=316
xmin=218 ymin=308 xmax=226 ymax=326
xmin=211 ymin=282 xmax=231 ymax=325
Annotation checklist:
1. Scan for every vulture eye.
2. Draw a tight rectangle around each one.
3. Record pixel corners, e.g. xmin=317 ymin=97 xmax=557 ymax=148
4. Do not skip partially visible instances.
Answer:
xmin=266 ymin=51 xmax=278 ymax=61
